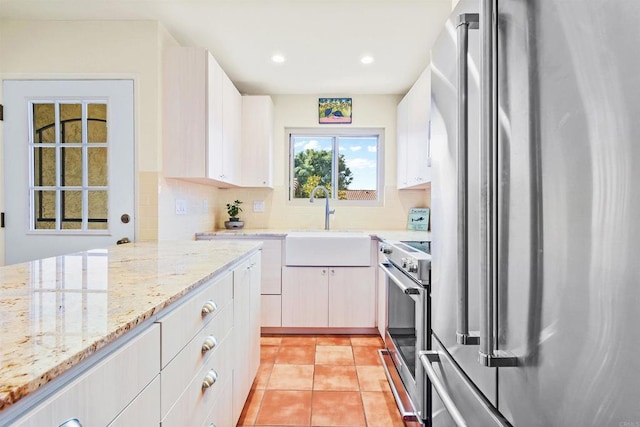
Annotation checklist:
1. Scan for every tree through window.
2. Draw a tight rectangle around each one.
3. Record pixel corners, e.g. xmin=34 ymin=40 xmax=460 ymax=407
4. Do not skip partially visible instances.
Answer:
xmin=289 ymin=129 xmax=381 ymax=201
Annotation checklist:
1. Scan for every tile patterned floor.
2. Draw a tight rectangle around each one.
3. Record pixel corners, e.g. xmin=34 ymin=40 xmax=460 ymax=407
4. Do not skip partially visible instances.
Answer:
xmin=237 ymin=334 xmax=408 ymax=427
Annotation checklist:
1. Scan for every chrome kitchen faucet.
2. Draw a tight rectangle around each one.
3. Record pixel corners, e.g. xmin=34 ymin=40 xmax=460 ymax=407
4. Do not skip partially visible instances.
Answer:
xmin=309 ymin=186 xmax=335 ymax=230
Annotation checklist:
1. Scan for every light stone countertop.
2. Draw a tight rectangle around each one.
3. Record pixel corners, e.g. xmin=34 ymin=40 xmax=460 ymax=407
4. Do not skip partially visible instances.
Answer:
xmin=196 ymin=229 xmax=432 ymax=242
xmin=0 ymin=240 xmax=261 ymax=412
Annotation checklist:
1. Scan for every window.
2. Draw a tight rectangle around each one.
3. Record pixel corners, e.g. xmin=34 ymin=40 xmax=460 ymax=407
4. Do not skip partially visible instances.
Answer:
xmin=289 ymin=128 xmax=383 ymax=202
xmin=30 ymin=101 xmax=109 ymax=231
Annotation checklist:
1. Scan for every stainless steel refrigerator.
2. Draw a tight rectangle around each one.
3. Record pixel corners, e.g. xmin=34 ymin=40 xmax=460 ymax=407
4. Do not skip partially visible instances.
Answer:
xmin=426 ymin=0 xmax=640 ymax=425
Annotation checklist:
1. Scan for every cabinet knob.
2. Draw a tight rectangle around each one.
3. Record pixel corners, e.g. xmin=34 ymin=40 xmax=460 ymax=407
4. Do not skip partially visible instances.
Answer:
xmin=202 ymin=336 xmax=218 ymax=353
xmin=201 ymin=300 xmax=218 ymax=316
xmin=59 ymin=419 xmax=82 ymax=427
xmin=202 ymin=370 xmax=218 ymax=390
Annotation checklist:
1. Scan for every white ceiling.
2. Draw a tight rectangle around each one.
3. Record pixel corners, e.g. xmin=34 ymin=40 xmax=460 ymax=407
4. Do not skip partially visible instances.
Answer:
xmin=0 ymin=0 xmax=453 ymax=95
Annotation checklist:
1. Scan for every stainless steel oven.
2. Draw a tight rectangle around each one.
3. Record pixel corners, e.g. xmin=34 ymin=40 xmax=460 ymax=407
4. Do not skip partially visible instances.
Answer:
xmin=378 ymin=240 xmax=431 ymax=425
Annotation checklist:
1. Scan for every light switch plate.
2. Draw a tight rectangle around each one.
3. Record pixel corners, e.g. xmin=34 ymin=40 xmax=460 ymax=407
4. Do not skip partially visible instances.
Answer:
xmin=175 ymin=199 xmax=187 ymax=215
xmin=253 ymin=200 xmax=265 ymax=212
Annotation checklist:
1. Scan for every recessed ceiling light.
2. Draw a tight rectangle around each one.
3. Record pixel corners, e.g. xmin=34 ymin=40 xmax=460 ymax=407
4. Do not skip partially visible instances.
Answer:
xmin=271 ymin=54 xmax=286 ymax=63
xmin=360 ymin=55 xmax=374 ymax=64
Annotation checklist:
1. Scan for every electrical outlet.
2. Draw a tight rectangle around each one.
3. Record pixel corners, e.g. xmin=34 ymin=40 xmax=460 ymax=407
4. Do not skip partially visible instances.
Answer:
xmin=175 ymin=199 xmax=187 ymax=215
xmin=202 ymin=200 xmax=208 ymax=213
xmin=253 ymin=200 xmax=265 ymax=212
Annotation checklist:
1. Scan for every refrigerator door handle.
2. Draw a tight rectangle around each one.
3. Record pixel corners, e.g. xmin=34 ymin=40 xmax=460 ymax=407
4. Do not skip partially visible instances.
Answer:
xmin=456 ymin=12 xmax=480 ymax=346
xmin=419 ymin=350 xmax=513 ymax=427
xmin=478 ymin=0 xmax=517 ymax=367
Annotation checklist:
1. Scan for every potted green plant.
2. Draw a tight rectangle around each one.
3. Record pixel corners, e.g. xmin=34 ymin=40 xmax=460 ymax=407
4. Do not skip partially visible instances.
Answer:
xmin=224 ymin=199 xmax=244 ymax=229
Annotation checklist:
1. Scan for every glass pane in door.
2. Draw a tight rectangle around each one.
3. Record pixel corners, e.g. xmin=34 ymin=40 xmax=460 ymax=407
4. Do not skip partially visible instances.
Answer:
xmin=60 ymin=103 xmax=82 ymax=143
xmin=88 ymin=103 xmax=107 ymax=143
xmin=34 ymin=190 xmax=56 ymax=230
xmin=33 ymin=103 xmax=56 ymax=143
xmin=88 ymin=191 xmax=108 ymax=230
xmin=30 ymin=100 xmax=110 ymax=233
xmin=61 ymin=190 xmax=82 ymax=230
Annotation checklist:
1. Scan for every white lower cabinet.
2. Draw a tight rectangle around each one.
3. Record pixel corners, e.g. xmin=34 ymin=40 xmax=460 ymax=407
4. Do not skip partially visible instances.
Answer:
xmin=13 ymin=325 xmax=160 ymax=427
xmin=197 ymin=236 xmax=283 ymax=328
xmin=282 ymin=266 xmax=375 ymax=328
xmin=109 ymin=376 xmax=160 ymax=427
xmin=160 ymin=251 xmax=261 ymax=427
xmin=232 ymin=252 xmax=261 ymax=425
xmin=282 ymin=267 xmax=329 ymax=327
xmin=328 ymin=267 xmax=376 ymax=327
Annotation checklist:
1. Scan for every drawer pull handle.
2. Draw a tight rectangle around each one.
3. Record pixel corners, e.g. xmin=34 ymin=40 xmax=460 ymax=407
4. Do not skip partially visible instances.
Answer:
xmin=59 ymin=419 xmax=82 ymax=427
xmin=202 ymin=336 xmax=218 ymax=353
xmin=202 ymin=370 xmax=218 ymax=390
xmin=201 ymin=301 xmax=217 ymax=316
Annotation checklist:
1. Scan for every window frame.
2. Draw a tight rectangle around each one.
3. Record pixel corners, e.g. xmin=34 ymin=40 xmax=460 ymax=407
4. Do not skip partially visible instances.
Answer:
xmin=287 ymin=127 xmax=384 ymax=206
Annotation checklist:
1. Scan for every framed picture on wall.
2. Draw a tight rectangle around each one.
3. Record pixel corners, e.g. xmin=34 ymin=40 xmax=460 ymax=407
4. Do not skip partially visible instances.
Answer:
xmin=319 ymin=98 xmax=352 ymax=124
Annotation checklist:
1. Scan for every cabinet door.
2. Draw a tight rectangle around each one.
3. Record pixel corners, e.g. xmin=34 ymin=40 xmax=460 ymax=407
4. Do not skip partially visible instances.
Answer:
xmin=232 ymin=257 xmax=252 ymax=425
xmin=328 ymin=267 xmax=376 ymax=328
xmin=406 ymin=65 xmax=431 ymax=186
xmin=260 ymin=239 xmax=282 ymax=294
xmin=207 ymin=52 xmax=224 ymax=180
xmin=396 ymin=95 xmax=409 ymax=188
xmin=163 ymin=47 xmax=207 ymax=178
xmin=282 ymin=267 xmax=329 ymax=327
xmin=249 ymin=253 xmax=262 ymax=378
xmin=242 ymin=96 xmax=274 ymax=187
xmin=222 ymin=72 xmax=241 ymax=183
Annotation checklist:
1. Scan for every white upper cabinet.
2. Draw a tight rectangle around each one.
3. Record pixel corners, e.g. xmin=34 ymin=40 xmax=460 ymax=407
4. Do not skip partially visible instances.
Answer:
xmin=221 ymin=71 xmax=241 ymax=184
xmin=397 ymin=65 xmax=432 ymax=189
xmin=163 ymin=47 xmax=241 ymax=187
xmin=241 ymin=96 xmax=274 ymax=187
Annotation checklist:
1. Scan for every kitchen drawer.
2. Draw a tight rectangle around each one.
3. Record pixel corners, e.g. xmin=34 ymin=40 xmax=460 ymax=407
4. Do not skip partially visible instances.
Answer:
xmin=202 ymin=375 xmax=233 ymax=427
xmin=13 ymin=325 xmax=160 ymax=427
xmin=159 ymin=270 xmax=233 ymax=367
xmin=161 ymin=333 xmax=233 ymax=427
xmin=161 ymin=301 xmax=233 ymax=418
xmin=108 ymin=375 xmax=160 ymax=426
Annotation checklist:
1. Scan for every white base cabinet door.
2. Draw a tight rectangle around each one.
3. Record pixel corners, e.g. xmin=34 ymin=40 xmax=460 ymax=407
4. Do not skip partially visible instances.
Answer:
xmin=232 ymin=252 xmax=261 ymax=425
xmin=282 ymin=266 xmax=375 ymax=328
xmin=282 ymin=267 xmax=330 ymax=327
xmin=328 ymin=267 xmax=376 ymax=328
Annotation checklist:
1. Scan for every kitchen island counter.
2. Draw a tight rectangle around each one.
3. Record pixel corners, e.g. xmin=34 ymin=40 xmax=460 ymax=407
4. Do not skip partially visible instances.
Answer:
xmin=0 ymin=240 xmax=261 ymax=414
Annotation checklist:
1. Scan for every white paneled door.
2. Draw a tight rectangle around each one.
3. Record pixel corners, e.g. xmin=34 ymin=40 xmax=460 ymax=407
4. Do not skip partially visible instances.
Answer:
xmin=3 ymin=80 xmax=135 ymax=265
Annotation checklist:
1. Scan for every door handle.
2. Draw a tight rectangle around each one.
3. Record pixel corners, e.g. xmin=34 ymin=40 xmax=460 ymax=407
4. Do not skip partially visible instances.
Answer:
xmin=456 ymin=12 xmax=480 ymax=346
xmin=478 ymin=0 xmax=516 ymax=367
xmin=419 ymin=349 xmax=513 ymax=427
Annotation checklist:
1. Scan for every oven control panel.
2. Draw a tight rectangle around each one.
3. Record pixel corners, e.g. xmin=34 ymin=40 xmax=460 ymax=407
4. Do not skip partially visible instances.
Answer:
xmin=380 ymin=240 xmax=431 ymax=285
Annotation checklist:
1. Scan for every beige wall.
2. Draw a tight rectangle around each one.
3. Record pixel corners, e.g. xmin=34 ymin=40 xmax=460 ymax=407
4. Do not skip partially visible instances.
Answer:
xmin=214 ymin=94 xmax=429 ymax=231
xmin=0 ymin=20 xmax=218 ymax=265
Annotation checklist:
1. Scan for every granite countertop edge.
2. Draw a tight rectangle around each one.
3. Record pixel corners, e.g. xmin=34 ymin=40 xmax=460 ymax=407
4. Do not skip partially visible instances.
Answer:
xmin=0 ymin=240 xmax=261 ymax=413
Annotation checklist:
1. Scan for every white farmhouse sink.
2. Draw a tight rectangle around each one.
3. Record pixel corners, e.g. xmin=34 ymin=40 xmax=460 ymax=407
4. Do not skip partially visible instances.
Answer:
xmin=285 ymin=231 xmax=371 ymax=266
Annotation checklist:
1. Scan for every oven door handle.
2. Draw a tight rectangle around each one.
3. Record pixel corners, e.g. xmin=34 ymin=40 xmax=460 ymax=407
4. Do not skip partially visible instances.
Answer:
xmin=378 ymin=262 xmax=423 ymax=296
